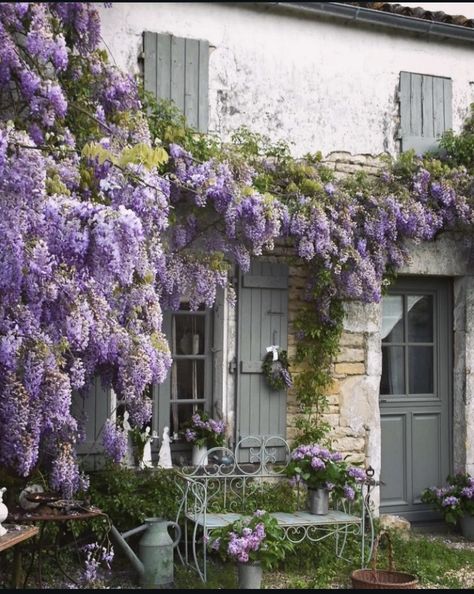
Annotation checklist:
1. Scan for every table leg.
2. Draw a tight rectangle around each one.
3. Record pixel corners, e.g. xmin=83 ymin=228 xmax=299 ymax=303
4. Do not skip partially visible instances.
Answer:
xmin=12 ymin=547 xmax=23 ymax=589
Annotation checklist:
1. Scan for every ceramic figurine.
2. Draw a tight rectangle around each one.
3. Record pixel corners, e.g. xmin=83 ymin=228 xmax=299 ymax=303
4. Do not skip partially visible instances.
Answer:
xmin=0 ymin=487 xmax=8 ymax=537
xmin=157 ymin=426 xmax=173 ymax=469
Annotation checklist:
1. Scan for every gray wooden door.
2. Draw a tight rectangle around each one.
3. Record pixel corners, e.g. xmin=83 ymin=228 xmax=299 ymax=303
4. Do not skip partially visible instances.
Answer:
xmin=237 ymin=260 xmax=288 ymax=452
xmin=380 ymin=277 xmax=452 ymax=521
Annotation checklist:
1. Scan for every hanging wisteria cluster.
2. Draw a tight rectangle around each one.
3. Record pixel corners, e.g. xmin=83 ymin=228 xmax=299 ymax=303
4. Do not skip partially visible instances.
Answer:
xmin=0 ymin=3 xmax=472 ymax=495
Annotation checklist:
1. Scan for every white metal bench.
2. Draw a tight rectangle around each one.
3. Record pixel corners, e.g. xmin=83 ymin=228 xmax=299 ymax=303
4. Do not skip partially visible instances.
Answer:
xmin=175 ymin=435 xmax=375 ymax=582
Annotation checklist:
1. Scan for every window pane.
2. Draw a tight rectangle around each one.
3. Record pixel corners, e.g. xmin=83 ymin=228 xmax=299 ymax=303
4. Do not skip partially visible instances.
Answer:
xmin=382 ymin=296 xmax=404 ymax=343
xmin=409 ymin=346 xmax=433 ymax=394
xmin=381 ymin=346 xmax=405 ymax=395
xmin=170 ymin=402 xmax=204 ymax=437
xmin=172 ymin=359 xmax=205 ymax=400
xmin=407 ymin=295 xmax=433 ymax=343
xmin=174 ymin=315 xmax=205 ymax=355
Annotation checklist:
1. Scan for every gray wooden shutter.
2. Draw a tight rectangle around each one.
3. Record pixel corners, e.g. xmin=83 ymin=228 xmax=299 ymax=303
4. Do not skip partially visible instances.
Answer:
xmin=399 ymin=72 xmax=452 ymax=153
xmin=143 ymin=32 xmax=209 ymax=132
xmin=237 ymin=260 xmax=288 ymax=449
xmin=72 ymin=377 xmax=115 ymax=470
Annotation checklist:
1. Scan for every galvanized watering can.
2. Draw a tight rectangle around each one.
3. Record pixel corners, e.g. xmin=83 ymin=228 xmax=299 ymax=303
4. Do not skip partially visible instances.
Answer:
xmin=111 ymin=517 xmax=181 ymax=588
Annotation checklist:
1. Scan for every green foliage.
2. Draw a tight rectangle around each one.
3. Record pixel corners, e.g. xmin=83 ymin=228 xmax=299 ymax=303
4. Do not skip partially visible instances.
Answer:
xmin=440 ymin=103 xmax=474 ymax=171
xmin=292 ymin=287 xmax=344 ymax=445
xmin=87 ymin=464 xmax=184 ymax=532
xmin=240 ymin=481 xmax=299 ymax=514
xmin=140 ymin=90 xmax=221 ymax=161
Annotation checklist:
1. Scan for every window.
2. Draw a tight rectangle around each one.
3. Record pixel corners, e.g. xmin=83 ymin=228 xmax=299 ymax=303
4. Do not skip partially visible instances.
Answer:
xmin=381 ymin=293 xmax=435 ymax=397
xmin=152 ymin=304 xmax=214 ymax=453
xmin=399 ymin=72 xmax=452 ymax=153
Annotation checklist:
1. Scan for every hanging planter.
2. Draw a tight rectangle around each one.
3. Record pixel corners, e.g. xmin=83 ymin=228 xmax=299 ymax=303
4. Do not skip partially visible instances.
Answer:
xmin=261 ymin=349 xmax=292 ymax=391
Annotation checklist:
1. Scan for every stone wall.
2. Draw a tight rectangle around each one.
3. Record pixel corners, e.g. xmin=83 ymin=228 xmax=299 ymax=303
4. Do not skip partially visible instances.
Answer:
xmin=286 ymin=257 xmax=380 ymax=467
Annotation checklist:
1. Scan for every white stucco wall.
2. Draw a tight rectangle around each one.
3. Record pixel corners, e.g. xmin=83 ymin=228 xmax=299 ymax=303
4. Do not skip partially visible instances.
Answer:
xmin=96 ymin=2 xmax=474 ymax=156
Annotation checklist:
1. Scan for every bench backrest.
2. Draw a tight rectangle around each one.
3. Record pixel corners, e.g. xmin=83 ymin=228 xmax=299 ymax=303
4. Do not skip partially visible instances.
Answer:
xmin=179 ymin=435 xmax=293 ymax=514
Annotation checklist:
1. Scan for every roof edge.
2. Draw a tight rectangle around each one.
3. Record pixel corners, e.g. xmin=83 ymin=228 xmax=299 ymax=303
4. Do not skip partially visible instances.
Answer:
xmin=268 ymin=2 xmax=474 ymax=43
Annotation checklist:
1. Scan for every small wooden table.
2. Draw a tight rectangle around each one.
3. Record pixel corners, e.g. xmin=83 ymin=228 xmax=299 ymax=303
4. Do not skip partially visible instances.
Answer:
xmin=7 ymin=506 xmax=106 ymax=588
xmin=0 ymin=524 xmax=40 ymax=588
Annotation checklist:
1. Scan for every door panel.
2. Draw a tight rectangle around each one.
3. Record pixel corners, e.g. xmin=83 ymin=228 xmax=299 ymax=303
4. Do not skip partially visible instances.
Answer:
xmin=380 ymin=277 xmax=452 ymax=521
xmin=412 ymin=413 xmax=442 ymax=503
xmin=237 ymin=260 xmax=288 ymax=459
xmin=380 ymin=414 xmax=408 ymax=505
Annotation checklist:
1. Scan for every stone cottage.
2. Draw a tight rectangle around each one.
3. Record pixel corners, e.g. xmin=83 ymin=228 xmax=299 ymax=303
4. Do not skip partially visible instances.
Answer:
xmin=75 ymin=1 xmax=474 ymax=522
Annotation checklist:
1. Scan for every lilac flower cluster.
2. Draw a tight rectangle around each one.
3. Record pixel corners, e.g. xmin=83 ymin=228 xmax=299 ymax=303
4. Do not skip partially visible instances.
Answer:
xmin=227 ymin=521 xmax=266 ymax=563
xmin=182 ymin=411 xmax=226 ymax=448
xmin=286 ymin=444 xmax=367 ymax=502
xmin=421 ymin=473 xmax=474 ymax=524
xmin=208 ymin=509 xmax=292 ymax=569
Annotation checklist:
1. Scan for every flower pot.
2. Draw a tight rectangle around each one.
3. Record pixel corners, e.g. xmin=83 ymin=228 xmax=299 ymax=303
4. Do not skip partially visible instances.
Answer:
xmin=238 ymin=561 xmax=263 ymax=589
xmin=308 ymin=487 xmax=329 ymax=515
xmin=192 ymin=444 xmax=208 ymax=466
xmin=460 ymin=515 xmax=474 ymax=540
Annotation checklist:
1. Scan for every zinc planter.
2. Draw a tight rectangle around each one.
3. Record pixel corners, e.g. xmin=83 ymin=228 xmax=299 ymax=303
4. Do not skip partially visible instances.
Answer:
xmin=192 ymin=444 xmax=208 ymax=466
xmin=238 ymin=561 xmax=263 ymax=589
xmin=460 ymin=515 xmax=474 ymax=540
xmin=308 ymin=488 xmax=329 ymax=515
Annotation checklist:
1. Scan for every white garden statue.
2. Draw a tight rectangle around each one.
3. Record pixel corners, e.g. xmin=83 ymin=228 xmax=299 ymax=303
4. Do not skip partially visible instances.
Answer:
xmin=157 ymin=426 xmax=173 ymax=469
xmin=141 ymin=426 xmax=153 ymax=469
xmin=122 ymin=410 xmax=135 ymax=467
xmin=0 ymin=487 xmax=8 ymax=537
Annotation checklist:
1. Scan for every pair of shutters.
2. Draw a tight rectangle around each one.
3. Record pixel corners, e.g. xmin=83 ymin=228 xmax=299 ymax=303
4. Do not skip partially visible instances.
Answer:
xmin=399 ymin=71 xmax=452 ymax=154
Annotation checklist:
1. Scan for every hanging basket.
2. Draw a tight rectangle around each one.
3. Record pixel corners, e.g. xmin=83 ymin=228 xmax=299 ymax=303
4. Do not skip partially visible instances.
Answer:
xmin=351 ymin=531 xmax=419 ymax=589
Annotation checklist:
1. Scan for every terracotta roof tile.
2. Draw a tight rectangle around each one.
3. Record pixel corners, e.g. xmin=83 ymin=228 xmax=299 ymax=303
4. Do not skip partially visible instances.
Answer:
xmin=341 ymin=2 xmax=474 ymax=28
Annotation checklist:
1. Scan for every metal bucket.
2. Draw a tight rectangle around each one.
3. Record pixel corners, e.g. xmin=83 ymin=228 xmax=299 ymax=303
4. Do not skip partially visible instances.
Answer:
xmin=308 ymin=488 xmax=329 ymax=515
xmin=238 ymin=561 xmax=263 ymax=589
xmin=460 ymin=515 xmax=474 ymax=540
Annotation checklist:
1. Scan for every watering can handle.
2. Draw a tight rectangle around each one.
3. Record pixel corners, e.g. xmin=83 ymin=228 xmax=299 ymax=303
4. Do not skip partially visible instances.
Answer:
xmin=167 ymin=521 xmax=181 ymax=548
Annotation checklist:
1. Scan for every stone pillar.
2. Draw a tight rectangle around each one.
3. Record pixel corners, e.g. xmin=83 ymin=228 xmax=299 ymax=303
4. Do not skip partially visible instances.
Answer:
xmin=338 ymin=301 xmax=383 ymax=513
xmin=453 ymin=275 xmax=474 ymax=475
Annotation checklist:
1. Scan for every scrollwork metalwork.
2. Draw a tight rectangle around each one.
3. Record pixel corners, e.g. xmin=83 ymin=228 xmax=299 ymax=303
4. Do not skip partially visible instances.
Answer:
xmin=175 ymin=435 xmax=375 ymax=582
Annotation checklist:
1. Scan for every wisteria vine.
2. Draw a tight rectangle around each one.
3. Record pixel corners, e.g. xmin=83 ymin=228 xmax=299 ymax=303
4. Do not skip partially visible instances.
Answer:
xmin=0 ymin=3 xmax=472 ymax=495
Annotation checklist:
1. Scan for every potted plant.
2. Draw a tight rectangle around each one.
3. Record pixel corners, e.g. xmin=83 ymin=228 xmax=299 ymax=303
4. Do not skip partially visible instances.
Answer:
xmin=208 ymin=509 xmax=293 ymax=589
xmin=421 ymin=472 xmax=474 ymax=539
xmin=285 ymin=444 xmax=367 ymax=514
xmin=181 ymin=411 xmax=226 ymax=465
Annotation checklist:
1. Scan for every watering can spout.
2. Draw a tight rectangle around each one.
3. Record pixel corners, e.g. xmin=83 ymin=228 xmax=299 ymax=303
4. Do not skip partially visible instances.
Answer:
xmin=110 ymin=523 xmax=146 ymax=577
xmin=110 ymin=517 xmax=181 ymax=589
